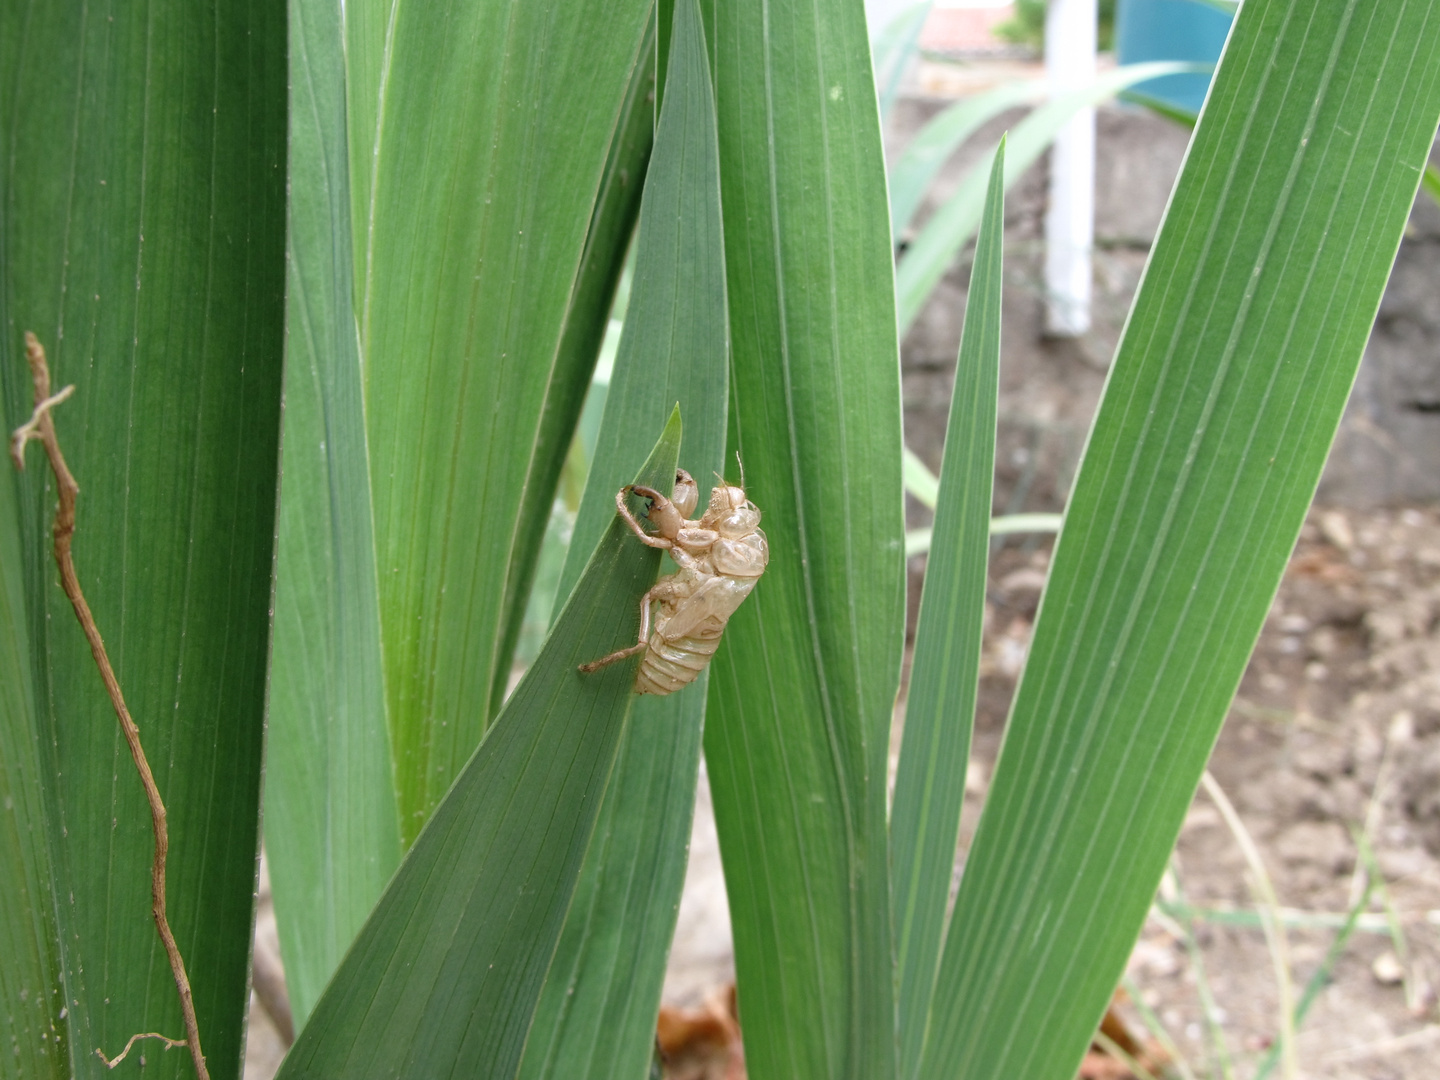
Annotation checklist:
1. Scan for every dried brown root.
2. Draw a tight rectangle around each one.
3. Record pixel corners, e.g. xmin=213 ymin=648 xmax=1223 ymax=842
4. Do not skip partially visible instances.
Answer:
xmin=95 ymin=1031 xmax=189 ymax=1069
xmin=11 ymin=332 xmax=209 ymax=1080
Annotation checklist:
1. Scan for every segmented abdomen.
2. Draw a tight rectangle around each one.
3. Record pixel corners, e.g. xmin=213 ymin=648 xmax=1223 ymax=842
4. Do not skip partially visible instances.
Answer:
xmin=635 ymin=632 xmax=722 ymax=696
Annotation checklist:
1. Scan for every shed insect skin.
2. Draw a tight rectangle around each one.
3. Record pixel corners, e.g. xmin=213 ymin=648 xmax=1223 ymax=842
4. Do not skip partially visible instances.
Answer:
xmin=579 ymin=467 xmax=769 ymax=695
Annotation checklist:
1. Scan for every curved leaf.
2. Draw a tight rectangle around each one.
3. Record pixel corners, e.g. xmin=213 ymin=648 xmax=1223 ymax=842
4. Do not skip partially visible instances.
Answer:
xmin=872 ymin=2 xmax=932 ymax=120
xmin=890 ymin=80 xmax=1040 ymax=241
xmin=895 ymin=61 xmax=1204 ymax=333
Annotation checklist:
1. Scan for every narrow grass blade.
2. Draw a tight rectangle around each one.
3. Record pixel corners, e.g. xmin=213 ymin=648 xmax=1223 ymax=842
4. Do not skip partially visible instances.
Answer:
xmin=891 ymin=143 xmax=1004 ymax=1080
xmin=895 ymin=61 xmax=1202 ymax=333
xmin=905 ymin=514 xmax=1062 ymax=558
xmin=0 ymin=5 xmax=287 ymax=1077
xmin=1252 ymin=869 xmax=1375 ymax=1080
xmin=345 ymin=0 xmax=654 ymax=842
xmin=1203 ymin=772 xmax=1296 ymax=1077
xmin=267 ymin=0 xmax=403 ymax=1028
xmin=275 ymin=414 xmax=682 ymax=1080
xmin=702 ymin=1 xmax=904 ymax=1077
xmin=520 ymin=2 xmax=729 ymax=1075
xmin=903 ymin=444 xmax=941 ymax=508
xmin=890 ymin=80 xmax=1040 ymax=241
xmin=920 ymin=3 xmax=1440 ymax=1078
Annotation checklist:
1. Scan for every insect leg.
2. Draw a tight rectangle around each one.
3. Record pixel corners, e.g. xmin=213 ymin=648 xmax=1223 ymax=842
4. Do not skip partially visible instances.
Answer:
xmin=577 ymin=584 xmax=659 ymax=673
xmin=615 ymin=486 xmax=673 ymax=548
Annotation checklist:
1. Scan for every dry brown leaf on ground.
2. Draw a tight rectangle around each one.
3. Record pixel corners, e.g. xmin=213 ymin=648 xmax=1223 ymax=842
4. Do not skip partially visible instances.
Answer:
xmin=657 ymin=984 xmax=744 ymax=1080
xmin=1076 ymin=999 xmax=1171 ymax=1080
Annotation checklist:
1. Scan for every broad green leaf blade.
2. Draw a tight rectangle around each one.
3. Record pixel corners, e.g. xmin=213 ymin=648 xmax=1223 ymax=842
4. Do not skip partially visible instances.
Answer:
xmin=558 ymin=0 xmax=727 ymax=605
xmin=890 ymin=80 xmax=1040 ymax=241
xmin=921 ymin=4 xmax=1440 ymax=1078
xmin=346 ymin=0 xmax=653 ymax=842
xmin=891 ymin=143 xmax=1004 ymax=1080
xmin=266 ymin=0 xmax=403 ymax=1030
xmin=895 ymin=61 xmax=1202 ymax=334
xmin=0 ymin=442 xmax=65 ymax=1079
xmin=872 ymin=2 xmax=932 ymax=120
xmin=275 ymin=414 xmax=682 ymax=1080
xmin=0 ymin=4 xmax=286 ymax=1077
xmin=521 ymin=1 xmax=728 ymax=1074
xmin=492 ymin=16 xmax=658 ymax=718
xmin=702 ymin=1 xmax=903 ymax=1077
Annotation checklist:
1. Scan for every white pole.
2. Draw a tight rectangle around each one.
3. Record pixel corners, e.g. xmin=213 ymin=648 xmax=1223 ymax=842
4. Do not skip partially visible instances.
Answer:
xmin=1044 ymin=0 xmax=1097 ymax=337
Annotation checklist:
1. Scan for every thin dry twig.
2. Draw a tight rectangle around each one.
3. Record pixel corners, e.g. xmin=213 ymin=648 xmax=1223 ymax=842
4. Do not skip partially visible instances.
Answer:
xmin=95 ymin=1031 xmax=189 ymax=1069
xmin=11 ymin=332 xmax=209 ymax=1080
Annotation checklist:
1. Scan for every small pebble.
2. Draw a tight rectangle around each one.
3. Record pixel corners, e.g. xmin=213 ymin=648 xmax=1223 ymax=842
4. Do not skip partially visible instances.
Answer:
xmin=1320 ymin=510 xmax=1354 ymax=550
xmin=1372 ymin=950 xmax=1404 ymax=986
xmin=1278 ymin=613 xmax=1312 ymax=634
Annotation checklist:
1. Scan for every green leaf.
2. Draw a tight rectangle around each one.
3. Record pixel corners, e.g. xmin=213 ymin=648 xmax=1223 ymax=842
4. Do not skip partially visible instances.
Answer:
xmin=657 ymin=0 xmax=675 ymax=121
xmin=920 ymin=3 xmax=1440 ymax=1077
xmin=904 ymin=514 xmax=1063 ymax=559
xmin=0 ymin=4 xmax=287 ymax=1077
xmin=1422 ymin=161 xmax=1440 ymax=209
xmin=901 ymin=444 xmax=941 ymax=509
xmin=1119 ymin=89 xmax=1201 ymax=130
xmin=889 ymin=80 xmax=1040 ymax=242
xmin=895 ymin=61 xmax=1204 ymax=334
xmin=520 ymin=0 xmax=729 ymax=1074
xmin=0 ymin=426 xmax=63 ymax=1078
xmin=275 ymin=412 xmax=682 ymax=1080
xmin=346 ymin=0 xmax=654 ymax=843
xmin=266 ymin=0 xmax=656 ymax=1024
xmin=891 ymin=142 xmax=1004 ymax=1080
xmin=266 ymin=0 xmax=403 ymax=1028
xmin=494 ymin=15 xmax=660 ymax=718
xmin=701 ymin=1 xmax=903 ymax=1077
xmin=872 ymin=2 xmax=932 ymax=120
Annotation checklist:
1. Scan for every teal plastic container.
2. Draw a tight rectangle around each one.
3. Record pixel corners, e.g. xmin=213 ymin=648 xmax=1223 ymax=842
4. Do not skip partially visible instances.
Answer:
xmin=1116 ymin=0 xmax=1233 ymax=115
